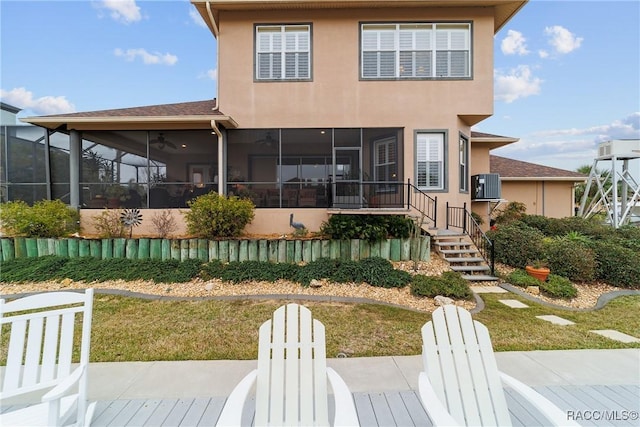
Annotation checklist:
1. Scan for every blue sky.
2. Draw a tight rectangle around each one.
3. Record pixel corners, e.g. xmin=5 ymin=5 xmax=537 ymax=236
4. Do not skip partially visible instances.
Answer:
xmin=2 ymin=0 xmax=639 ymax=173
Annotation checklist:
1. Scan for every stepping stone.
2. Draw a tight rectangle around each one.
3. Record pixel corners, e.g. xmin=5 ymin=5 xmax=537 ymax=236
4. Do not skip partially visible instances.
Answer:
xmin=590 ymin=329 xmax=640 ymax=343
xmin=499 ymin=299 xmax=529 ymax=308
xmin=536 ymin=315 xmax=575 ymax=326
xmin=471 ymin=286 xmax=508 ymax=294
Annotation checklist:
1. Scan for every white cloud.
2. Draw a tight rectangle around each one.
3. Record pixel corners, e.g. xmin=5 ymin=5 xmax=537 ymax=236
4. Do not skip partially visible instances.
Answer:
xmin=114 ymin=48 xmax=178 ymax=65
xmin=501 ymin=30 xmax=529 ymax=56
xmin=0 ymin=87 xmax=76 ymax=115
xmin=189 ymin=8 xmax=207 ymax=28
xmin=538 ymin=50 xmax=549 ymax=59
xmin=494 ymin=65 xmax=543 ymax=103
xmin=98 ymin=0 xmax=142 ymax=24
xmin=534 ymin=113 xmax=640 ymax=141
xmin=200 ymin=68 xmax=217 ymax=81
xmin=544 ymin=25 xmax=583 ymax=55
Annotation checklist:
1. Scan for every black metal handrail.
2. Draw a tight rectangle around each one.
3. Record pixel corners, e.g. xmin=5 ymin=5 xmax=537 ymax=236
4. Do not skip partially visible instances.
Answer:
xmin=406 ymin=179 xmax=437 ymax=227
xmin=446 ymin=202 xmax=495 ymax=275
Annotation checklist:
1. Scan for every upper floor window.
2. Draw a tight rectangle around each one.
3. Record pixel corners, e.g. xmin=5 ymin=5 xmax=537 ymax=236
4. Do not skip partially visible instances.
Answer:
xmin=256 ymin=24 xmax=311 ymax=80
xmin=361 ymin=23 xmax=470 ymax=79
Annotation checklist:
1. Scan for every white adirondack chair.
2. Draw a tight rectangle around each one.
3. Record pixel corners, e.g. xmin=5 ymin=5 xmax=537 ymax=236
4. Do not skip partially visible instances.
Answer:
xmin=418 ymin=305 xmax=579 ymax=427
xmin=216 ymin=303 xmax=359 ymax=427
xmin=0 ymin=289 xmax=96 ymax=427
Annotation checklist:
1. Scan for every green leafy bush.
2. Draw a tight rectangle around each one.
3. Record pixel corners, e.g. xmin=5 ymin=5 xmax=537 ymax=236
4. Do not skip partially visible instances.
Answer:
xmin=540 ymin=274 xmax=577 ymax=299
xmin=488 ymin=222 xmax=546 ymax=268
xmin=297 ymin=258 xmax=340 ymax=285
xmin=355 ymin=257 xmax=410 ymax=288
xmin=0 ymin=256 xmax=69 ymax=283
xmin=320 ymin=214 xmax=413 ymax=242
xmin=589 ymin=240 xmax=640 ymax=288
xmin=410 ymin=271 xmax=473 ymax=300
xmin=493 ymin=201 xmax=527 ymax=225
xmin=544 ymin=237 xmax=596 ymax=282
xmin=505 ymin=269 xmax=543 ymax=288
xmin=184 ymin=193 xmax=255 ymax=238
xmin=0 ymin=200 xmax=79 ymax=238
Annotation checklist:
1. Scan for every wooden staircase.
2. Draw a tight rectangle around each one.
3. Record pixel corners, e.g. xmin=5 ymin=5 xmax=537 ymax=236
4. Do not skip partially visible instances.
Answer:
xmin=432 ymin=231 xmax=498 ymax=282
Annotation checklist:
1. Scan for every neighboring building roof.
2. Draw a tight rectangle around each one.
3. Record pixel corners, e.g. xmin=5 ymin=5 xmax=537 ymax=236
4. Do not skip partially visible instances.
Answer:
xmin=21 ymin=99 xmax=237 ymax=131
xmin=490 ymin=155 xmax=587 ymax=182
xmin=192 ymin=0 xmax=528 ymax=36
xmin=1 ymin=102 xmax=22 ymax=114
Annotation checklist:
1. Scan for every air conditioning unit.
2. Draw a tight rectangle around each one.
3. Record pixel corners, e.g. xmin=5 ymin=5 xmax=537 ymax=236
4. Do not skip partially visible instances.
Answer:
xmin=597 ymin=140 xmax=640 ymax=158
xmin=471 ymin=174 xmax=501 ymax=200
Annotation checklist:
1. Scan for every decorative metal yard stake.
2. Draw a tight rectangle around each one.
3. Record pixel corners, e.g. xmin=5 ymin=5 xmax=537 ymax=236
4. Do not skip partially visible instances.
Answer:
xmin=120 ymin=208 xmax=143 ymax=238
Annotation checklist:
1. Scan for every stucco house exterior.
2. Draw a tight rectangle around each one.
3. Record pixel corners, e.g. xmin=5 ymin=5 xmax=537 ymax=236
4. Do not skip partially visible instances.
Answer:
xmin=8 ymin=0 xmax=529 ymax=236
xmin=490 ymin=155 xmax=587 ymax=218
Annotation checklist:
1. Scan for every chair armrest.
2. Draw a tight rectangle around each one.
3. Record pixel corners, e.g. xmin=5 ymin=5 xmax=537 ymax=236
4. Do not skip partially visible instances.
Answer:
xmin=216 ymin=369 xmax=258 ymax=427
xmin=327 ymin=367 xmax=359 ymax=427
xmin=42 ymin=365 xmax=85 ymax=402
xmin=418 ymin=372 xmax=460 ymax=426
xmin=499 ymin=372 xmax=579 ymax=426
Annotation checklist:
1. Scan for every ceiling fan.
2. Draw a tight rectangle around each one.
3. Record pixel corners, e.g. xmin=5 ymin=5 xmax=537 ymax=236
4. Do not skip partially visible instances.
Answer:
xmin=254 ymin=131 xmax=278 ymax=147
xmin=149 ymin=133 xmax=177 ymax=150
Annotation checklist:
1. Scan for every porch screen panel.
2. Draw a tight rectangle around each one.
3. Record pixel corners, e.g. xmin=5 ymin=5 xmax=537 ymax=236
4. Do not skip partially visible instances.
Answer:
xmin=416 ymin=133 xmax=443 ymax=190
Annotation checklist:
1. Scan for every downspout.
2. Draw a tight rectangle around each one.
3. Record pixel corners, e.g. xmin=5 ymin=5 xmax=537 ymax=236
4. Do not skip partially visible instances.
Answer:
xmin=206 ymin=1 xmax=220 ymax=112
xmin=211 ymin=120 xmax=224 ymax=195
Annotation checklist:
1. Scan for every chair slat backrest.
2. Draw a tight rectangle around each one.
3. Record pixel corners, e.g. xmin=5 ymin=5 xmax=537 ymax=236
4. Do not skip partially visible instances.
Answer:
xmin=422 ymin=305 xmax=511 ymax=426
xmin=0 ymin=290 xmax=94 ymax=400
xmin=255 ymin=303 xmax=329 ymax=427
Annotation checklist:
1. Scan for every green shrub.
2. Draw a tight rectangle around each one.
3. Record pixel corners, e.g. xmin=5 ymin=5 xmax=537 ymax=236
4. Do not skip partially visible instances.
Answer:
xmin=356 ymin=257 xmax=410 ymax=288
xmin=331 ymin=260 xmax=362 ymax=283
xmin=505 ymin=269 xmax=543 ymax=288
xmin=0 ymin=256 xmax=70 ymax=283
xmin=488 ymin=222 xmax=546 ymax=268
xmin=410 ymin=271 xmax=473 ymax=300
xmin=540 ymin=274 xmax=578 ymax=299
xmin=493 ymin=201 xmax=527 ymax=225
xmin=544 ymin=237 xmax=596 ymax=282
xmin=184 ymin=193 xmax=255 ymax=238
xmin=297 ymin=258 xmax=340 ymax=285
xmin=0 ymin=200 xmax=79 ymax=238
xmin=320 ymin=214 xmax=413 ymax=242
xmin=200 ymin=260 xmax=226 ymax=280
xmin=590 ymin=240 xmax=640 ymax=288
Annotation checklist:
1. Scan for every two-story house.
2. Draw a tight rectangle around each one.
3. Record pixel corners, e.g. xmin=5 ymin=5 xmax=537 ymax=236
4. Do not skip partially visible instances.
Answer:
xmin=15 ymin=0 xmax=527 ymax=236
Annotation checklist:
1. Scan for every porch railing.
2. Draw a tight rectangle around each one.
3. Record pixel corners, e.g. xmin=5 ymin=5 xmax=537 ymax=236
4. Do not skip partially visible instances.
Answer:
xmin=446 ymin=202 xmax=495 ymax=275
xmin=330 ymin=179 xmax=437 ymax=226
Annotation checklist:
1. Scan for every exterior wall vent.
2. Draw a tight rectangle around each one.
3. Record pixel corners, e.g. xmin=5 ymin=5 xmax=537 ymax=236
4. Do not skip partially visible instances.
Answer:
xmin=471 ymin=174 xmax=501 ymax=200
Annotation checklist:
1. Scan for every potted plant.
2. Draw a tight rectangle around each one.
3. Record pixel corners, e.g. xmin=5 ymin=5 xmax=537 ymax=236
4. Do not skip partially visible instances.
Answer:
xmin=105 ymin=185 xmax=129 ymax=208
xmin=525 ymin=260 xmax=550 ymax=282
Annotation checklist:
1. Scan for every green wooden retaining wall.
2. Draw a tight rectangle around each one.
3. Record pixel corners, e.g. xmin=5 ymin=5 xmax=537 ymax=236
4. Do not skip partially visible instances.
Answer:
xmin=0 ymin=236 xmax=430 ymax=263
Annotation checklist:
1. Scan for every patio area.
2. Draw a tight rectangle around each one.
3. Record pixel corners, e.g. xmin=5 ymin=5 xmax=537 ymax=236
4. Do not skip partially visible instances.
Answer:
xmin=86 ymin=349 xmax=639 ymax=426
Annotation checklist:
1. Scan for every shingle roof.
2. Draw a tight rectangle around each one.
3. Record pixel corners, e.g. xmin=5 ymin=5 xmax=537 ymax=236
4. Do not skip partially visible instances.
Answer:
xmin=42 ymin=99 xmax=221 ymax=118
xmin=490 ymin=155 xmax=586 ymax=180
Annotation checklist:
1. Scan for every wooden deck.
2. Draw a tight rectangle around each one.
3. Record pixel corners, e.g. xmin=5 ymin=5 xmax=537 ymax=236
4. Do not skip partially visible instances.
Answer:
xmin=86 ymin=385 xmax=639 ymax=426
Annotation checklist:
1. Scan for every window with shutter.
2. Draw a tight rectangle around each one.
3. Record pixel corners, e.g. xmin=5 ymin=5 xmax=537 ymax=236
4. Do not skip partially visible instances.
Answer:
xmin=256 ymin=25 xmax=311 ymax=80
xmin=416 ymin=132 xmax=445 ymax=190
xmin=361 ymin=22 xmax=470 ymax=79
xmin=459 ymin=134 xmax=469 ymax=192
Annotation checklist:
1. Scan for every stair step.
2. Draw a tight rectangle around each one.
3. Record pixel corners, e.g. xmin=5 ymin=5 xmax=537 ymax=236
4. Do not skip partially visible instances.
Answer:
xmin=439 ymin=249 xmax=477 ymax=254
xmin=451 ymin=265 xmax=490 ymax=272
xmin=434 ymin=241 xmax=472 ymax=248
xmin=463 ymin=274 xmax=499 ymax=281
xmin=445 ymin=257 xmax=485 ymax=263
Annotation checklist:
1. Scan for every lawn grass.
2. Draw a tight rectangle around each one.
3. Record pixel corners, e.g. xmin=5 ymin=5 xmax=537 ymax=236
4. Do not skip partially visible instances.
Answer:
xmin=3 ymin=293 xmax=638 ymax=364
xmin=85 ymin=293 xmax=640 ymax=362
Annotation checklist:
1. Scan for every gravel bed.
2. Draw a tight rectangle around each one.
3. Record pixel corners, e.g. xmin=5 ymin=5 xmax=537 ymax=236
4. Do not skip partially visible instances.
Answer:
xmin=0 ymin=254 xmax=623 ymax=312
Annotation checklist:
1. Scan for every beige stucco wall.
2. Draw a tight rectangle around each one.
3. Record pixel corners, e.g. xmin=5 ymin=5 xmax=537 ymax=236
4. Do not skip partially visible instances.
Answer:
xmin=79 ymin=208 xmax=330 ymax=237
xmin=216 ymin=7 xmax=497 ymax=228
xmin=500 ymin=181 xmax=577 ymax=219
